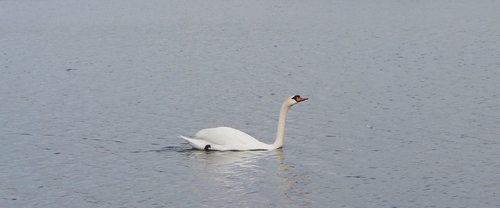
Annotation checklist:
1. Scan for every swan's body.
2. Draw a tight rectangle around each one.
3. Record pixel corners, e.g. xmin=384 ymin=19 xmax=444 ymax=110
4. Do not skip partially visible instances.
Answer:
xmin=180 ymin=127 xmax=274 ymax=151
xmin=180 ymin=95 xmax=308 ymax=151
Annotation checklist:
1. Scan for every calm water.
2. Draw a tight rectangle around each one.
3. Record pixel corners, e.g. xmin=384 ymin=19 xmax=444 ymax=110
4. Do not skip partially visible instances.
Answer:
xmin=1 ymin=0 xmax=499 ymax=207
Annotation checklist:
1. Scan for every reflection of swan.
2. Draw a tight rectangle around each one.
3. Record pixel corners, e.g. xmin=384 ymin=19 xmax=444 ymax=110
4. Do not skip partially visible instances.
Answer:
xmin=189 ymin=150 xmax=278 ymax=173
xmin=180 ymin=95 xmax=308 ymax=151
xmin=186 ymin=147 xmax=304 ymax=206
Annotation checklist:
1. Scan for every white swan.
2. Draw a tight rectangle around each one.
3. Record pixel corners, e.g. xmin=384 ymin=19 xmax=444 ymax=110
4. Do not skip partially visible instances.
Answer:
xmin=180 ymin=95 xmax=308 ymax=151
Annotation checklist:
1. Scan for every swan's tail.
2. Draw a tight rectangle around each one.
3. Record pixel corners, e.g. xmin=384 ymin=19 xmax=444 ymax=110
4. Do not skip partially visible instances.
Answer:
xmin=179 ymin=135 xmax=207 ymax=150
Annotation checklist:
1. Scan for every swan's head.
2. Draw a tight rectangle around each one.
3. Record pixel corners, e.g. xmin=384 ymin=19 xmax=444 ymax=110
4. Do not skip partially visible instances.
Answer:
xmin=285 ymin=95 xmax=308 ymax=106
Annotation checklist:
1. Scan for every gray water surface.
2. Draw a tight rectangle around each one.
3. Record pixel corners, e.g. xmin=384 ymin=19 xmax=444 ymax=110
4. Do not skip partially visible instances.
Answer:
xmin=1 ymin=0 xmax=499 ymax=207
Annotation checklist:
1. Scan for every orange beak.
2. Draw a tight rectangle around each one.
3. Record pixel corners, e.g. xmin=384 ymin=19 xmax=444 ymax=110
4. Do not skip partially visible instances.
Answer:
xmin=296 ymin=96 xmax=308 ymax=102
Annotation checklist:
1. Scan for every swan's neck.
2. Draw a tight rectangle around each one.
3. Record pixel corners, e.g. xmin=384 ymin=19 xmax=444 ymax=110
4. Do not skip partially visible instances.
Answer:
xmin=272 ymin=103 xmax=291 ymax=148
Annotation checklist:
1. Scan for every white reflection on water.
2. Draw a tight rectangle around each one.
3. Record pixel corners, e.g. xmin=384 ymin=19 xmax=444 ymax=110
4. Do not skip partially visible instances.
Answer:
xmin=164 ymin=147 xmax=308 ymax=206
xmin=187 ymin=149 xmax=280 ymax=173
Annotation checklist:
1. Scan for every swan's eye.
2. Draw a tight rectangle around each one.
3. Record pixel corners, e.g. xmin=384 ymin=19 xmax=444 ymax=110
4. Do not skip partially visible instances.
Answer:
xmin=292 ymin=95 xmax=300 ymax=101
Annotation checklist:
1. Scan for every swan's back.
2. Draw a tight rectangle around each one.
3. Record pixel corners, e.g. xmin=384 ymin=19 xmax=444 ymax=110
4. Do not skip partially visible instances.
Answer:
xmin=195 ymin=127 xmax=272 ymax=150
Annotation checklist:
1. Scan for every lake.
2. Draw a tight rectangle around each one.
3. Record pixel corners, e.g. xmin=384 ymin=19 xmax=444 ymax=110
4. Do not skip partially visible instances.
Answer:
xmin=1 ymin=0 xmax=499 ymax=207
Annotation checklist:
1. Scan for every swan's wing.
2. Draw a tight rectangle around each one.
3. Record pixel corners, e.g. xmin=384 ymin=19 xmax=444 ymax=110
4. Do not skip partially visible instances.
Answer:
xmin=195 ymin=127 xmax=267 ymax=150
xmin=195 ymin=127 xmax=258 ymax=145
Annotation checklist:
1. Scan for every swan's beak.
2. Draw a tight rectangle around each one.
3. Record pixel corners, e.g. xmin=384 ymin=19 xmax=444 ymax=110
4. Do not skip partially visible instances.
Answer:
xmin=296 ymin=96 xmax=308 ymax=102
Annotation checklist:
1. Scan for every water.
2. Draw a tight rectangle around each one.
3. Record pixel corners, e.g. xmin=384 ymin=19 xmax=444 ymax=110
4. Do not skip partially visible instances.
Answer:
xmin=1 ymin=0 xmax=499 ymax=207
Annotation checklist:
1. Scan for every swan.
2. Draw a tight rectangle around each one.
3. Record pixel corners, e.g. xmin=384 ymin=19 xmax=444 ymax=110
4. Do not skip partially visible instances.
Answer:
xmin=180 ymin=95 xmax=308 ymax=151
